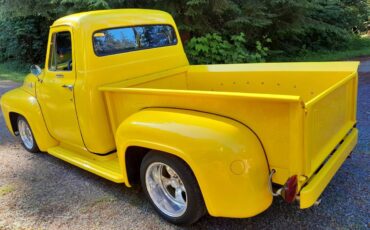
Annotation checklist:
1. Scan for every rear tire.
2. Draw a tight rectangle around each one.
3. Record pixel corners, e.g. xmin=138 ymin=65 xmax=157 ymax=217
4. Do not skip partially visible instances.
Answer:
xmin=17 ymin=116 xmax=40 ymax=153
xmin=140 ymin=151 xmax=206 ymax=225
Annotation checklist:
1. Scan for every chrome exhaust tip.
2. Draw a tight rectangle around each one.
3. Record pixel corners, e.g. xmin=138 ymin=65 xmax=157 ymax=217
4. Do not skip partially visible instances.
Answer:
xmin=314 ymin=198 xmax=322 ymax=206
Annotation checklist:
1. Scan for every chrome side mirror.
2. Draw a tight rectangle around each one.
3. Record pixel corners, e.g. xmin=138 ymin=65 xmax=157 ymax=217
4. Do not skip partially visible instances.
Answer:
xmin=30 ymin=64 xmax=42 ymax=77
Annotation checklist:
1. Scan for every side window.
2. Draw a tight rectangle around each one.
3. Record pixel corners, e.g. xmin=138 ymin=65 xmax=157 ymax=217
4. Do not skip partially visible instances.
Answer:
xmin=48 ymin=31 xmax=73 ymax=71
xmin=93 ymin=25 xmax=177 ymax=56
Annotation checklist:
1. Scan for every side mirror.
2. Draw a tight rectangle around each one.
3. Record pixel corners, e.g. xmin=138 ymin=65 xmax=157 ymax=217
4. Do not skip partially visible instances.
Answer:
xmin=30 ymin=64 xmax=42 ymax=77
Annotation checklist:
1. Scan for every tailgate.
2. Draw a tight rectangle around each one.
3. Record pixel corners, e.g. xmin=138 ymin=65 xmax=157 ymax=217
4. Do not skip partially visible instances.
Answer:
xmin=300 ymin=128 xmax=358 ymax=208
xmin=304 ymin=70 xmax=358 ymax=176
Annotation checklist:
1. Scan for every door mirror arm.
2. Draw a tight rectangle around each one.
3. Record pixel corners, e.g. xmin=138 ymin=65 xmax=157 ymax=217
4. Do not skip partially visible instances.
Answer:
xmin=30 ymin=65 xmax=43 ymax=82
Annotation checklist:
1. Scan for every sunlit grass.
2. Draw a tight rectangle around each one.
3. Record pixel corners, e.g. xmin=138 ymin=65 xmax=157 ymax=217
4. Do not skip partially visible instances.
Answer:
xmin=0 ymin=62 xmax=27 ymax=82
xmin=270 ymin=37 xmax=370 ymax=62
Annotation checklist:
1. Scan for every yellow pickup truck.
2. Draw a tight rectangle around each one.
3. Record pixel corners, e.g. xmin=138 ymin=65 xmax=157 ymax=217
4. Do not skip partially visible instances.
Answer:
xmin=0 ymin=9 xmax=359 ymax=225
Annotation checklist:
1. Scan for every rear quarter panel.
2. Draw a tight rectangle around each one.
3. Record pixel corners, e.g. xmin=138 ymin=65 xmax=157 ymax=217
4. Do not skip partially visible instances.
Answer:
xmin=102 ymin=89 xmax=305 ymax=185
xmin=115 ymin=108 xmax=273 ymax=217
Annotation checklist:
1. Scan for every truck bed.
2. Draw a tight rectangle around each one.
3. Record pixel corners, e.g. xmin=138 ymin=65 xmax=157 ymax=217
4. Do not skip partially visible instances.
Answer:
xmin=100 ymin=62 xmax=359 ymax=184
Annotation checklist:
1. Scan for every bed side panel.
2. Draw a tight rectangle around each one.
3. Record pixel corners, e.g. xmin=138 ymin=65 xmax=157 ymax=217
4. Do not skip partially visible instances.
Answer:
xmin=103 ymin=90 xmax=304 ymax=185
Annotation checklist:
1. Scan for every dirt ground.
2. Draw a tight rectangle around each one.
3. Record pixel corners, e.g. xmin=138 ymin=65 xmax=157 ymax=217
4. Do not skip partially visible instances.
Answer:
xmin=0 ymin=61 xmax=369 ymax=229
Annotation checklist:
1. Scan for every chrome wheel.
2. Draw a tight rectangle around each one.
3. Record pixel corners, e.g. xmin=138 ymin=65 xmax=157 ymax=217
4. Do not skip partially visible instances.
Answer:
xmin=18 ymin=118 xmax=34 ymax=150
xmin=145 ymin=162 xmax=187 ymax=217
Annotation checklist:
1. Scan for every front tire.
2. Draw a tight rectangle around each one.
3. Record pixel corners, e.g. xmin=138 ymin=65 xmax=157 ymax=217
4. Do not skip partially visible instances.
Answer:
xmin=17 ymin=116 xmax=40 ymax=153
xmin=140 ymin=151 xmax=206 ymax=225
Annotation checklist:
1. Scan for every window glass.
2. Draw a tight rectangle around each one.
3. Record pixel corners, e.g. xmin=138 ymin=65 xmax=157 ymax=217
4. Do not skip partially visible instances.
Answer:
xmin=49 ymin=31 xmax=73 ymax=71
xmin=93 ymin=25 xmax=177 ymax=56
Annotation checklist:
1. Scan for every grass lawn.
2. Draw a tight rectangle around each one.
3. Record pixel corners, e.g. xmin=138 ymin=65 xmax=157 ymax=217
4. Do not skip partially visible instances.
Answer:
xmin=270 ymin=36 xmax=370 ymax=62
xmin=0 ymin=62 xmax=28 ymax=82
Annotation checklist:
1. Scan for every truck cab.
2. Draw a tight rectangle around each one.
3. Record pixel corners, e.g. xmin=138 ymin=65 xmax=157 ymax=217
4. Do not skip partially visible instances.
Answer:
xmin=36 ymin=10 xmax=188 ymax=154
xmin=0 ymin=9 xmax=359 ymax=225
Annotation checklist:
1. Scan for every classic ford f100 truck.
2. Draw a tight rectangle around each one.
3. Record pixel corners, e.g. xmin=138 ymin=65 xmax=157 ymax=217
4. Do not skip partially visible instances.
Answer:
xmin=0 ymin=9 xmax=359 ymax=225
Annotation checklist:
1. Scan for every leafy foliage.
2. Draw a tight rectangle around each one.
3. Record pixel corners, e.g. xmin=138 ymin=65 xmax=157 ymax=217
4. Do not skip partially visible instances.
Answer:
xmin=186 ymin=33 xmax=270 ymax=64
xmin=0 ymin=16 xmax=50 ymax=64
xmin=0 ymin=0 xmax=368 ymax=66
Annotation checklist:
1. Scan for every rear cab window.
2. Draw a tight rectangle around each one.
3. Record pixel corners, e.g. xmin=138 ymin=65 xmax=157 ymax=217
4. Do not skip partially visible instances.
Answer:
xmin=93 ymin=25 xmax=177 ymax=56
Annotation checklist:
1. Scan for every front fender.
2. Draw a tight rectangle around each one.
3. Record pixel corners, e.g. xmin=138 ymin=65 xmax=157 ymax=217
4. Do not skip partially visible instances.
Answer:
xmin=116 ymin=108 xmax=272 ymax=218
xmin=0 ymin=88 xmax=57 ymax=151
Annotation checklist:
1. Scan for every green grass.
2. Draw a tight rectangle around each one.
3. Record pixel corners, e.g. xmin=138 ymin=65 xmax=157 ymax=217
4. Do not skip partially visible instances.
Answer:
xmin=0 ymin=184 xmax=15 ymax=196
xmin=0 ymin=62 xmax=28 ymax=82
xmin=271 ymin=37 xmax=370 ymax=62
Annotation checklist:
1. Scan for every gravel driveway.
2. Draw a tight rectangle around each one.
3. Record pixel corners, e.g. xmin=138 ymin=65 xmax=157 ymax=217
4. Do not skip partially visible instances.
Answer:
xmin=0 ymin=61 xmax=369 ymax=230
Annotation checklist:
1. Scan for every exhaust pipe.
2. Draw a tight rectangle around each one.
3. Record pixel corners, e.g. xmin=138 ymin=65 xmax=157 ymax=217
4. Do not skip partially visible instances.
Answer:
xmin=268 ymin=169 xmax=282 ymax=197
xmin=268 ymin=169 xmax=298 ymax=203
xmin=314 ymin=198 xmax=322 ymax=206
xmin=296 ymin=196 xmax=321 ymax=206
xmin=269 ymin=170 xmax=323 ymax=206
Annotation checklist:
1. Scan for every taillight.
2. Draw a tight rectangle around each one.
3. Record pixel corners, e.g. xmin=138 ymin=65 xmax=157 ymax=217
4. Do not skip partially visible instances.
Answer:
xmin=281 ymin=175 xmax=298 ymax=203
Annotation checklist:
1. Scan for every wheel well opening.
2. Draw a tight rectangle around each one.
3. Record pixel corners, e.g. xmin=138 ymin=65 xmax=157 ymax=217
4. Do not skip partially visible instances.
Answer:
xmin=125 ymin=146 xmax=150 ymax=185
xmin=125 ymin=147 xmax=200 ymax=188
xmin=9 ymin=112 xmax=19 ymax=135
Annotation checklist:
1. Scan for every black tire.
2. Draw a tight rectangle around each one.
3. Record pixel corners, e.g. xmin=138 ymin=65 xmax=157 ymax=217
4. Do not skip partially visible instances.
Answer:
xmin=140 ymin=151 xmax=206 ymax=225
xmin=17 ymin=116 xmax=40 ymax=153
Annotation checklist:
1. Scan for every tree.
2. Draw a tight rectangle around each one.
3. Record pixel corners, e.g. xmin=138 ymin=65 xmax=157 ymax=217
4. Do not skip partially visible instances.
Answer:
xmin=0 ymin=0 xmax=368 ymax=65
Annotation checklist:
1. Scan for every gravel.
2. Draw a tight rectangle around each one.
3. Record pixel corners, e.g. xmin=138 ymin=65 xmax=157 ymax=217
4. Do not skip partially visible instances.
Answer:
xmin=0 ymin=61 xmax=369 ymax=229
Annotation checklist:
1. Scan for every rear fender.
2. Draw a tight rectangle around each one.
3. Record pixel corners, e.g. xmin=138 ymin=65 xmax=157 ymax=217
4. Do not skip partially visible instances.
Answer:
xmin=115 ymin=108 xmax=272 ymax=218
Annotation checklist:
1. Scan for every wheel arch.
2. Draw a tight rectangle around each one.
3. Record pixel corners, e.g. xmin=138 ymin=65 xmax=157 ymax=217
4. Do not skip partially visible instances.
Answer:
xmin=9 ymin=112 xmax=19 ymax=134
xmin=116 ymin=108 xmax=273 ymax=218
xmin=123 ymin=142 xmax=195 ymax=186
xmin=124 ymin=146 xmax=149 ymax=185
xmin=0 ymin=88 xmax=58 ymax=150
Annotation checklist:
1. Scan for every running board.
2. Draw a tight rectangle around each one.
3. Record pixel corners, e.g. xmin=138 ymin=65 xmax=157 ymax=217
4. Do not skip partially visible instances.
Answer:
xmin=47 ymin=146 xmax=125 ymax=183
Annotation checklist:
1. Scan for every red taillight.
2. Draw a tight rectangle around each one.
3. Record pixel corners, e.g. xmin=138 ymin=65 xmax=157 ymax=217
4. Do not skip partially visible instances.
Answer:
xmin=281 ymin=175 xmax=298 ymax=203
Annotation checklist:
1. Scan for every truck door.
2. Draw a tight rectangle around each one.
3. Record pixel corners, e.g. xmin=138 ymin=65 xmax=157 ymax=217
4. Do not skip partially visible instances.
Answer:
xmin=37 ymin=26 xmax=84 ymax=149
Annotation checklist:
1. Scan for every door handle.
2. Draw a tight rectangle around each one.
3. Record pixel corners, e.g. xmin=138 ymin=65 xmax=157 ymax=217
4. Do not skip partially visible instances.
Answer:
xmin=56 ymin=74 xmax=64 ymax=78
xmin=62 ymin=84 xmax=74 ymax=91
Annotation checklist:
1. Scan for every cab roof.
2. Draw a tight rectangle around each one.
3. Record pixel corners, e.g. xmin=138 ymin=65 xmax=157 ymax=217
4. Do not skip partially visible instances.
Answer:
xmin=52 ymin=9 xmax=174 ymax=29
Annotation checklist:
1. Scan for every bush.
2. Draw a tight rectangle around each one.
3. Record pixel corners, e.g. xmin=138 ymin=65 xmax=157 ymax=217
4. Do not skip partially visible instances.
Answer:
xmin=185 ymin=33 xmax=270 ymax=64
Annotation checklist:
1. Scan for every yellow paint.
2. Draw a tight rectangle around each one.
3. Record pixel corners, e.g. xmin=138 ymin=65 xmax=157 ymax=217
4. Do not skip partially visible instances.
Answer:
xmin=54 ymin=9 xmax=189 ymax=154
xmin=115 ymin=108 xmax=272 ymax=217
xmin=101 ymin=61 xmax=359 ymax=187
xmin=48 ymin=146 xmax=124 ymax=183
xmin=0 ymin=88 xmax=58 ymax=151
xmin=300 ymin=128 xmax=358 ymax=208
xmin=0 ymin=9 xmax=359 ymax=218
xmin=37 ymin=25 xmax=85 ymax=150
